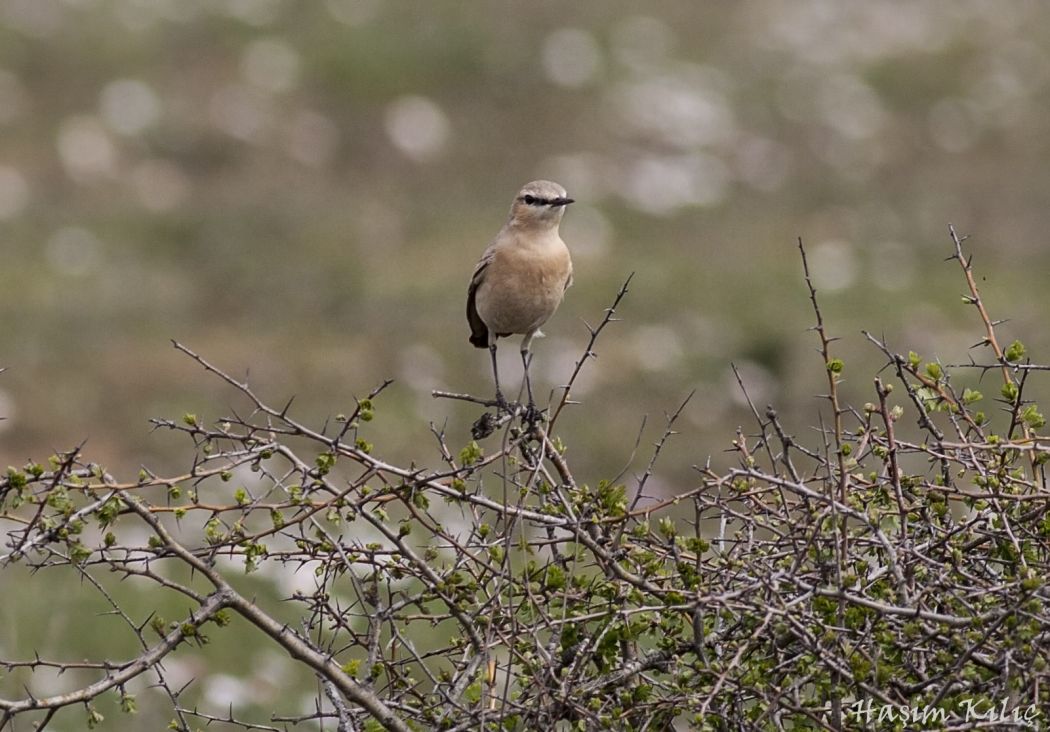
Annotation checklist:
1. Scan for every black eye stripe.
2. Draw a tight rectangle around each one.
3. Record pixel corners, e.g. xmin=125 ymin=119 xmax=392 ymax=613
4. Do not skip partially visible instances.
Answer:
xmin=520 ymin=194 xmax=550 ymax=206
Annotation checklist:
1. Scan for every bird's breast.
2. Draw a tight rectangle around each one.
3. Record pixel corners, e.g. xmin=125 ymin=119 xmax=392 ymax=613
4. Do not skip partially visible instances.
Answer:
xmin=475 ymin=238 xmax=572 ymax=336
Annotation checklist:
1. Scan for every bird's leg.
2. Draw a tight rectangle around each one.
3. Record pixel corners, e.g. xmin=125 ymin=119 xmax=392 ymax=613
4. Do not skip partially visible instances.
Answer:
xmin=521 ymin=347 xmax=542 ymax=425
xmin=489 ymin=343 xmax=508 ymax=411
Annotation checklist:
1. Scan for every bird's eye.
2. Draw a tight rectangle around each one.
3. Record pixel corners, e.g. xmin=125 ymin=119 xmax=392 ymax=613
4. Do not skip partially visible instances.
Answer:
xmin=523 ymin=194 xmax=536 ymax=205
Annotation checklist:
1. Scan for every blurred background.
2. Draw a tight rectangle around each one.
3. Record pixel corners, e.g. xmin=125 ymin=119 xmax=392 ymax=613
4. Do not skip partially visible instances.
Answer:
xmin=4 ymin=0 xmax=1050 ymax=490
xmin=4 ymin=0 xmax=1050 ymax=725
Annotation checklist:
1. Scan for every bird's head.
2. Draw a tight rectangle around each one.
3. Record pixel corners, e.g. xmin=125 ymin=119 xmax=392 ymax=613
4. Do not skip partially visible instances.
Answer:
xmin=508 ymin=180 xmax=574 ymax=229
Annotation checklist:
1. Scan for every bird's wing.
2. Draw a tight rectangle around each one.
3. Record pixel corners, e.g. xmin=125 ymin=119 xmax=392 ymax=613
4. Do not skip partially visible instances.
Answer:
xmin=466 ymin=245 xmax=496 ymax=348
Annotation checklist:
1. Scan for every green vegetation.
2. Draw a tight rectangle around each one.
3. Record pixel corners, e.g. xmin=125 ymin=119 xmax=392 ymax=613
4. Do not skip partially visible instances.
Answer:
xmin=1 ymin=238 xmax=1049 ymax=730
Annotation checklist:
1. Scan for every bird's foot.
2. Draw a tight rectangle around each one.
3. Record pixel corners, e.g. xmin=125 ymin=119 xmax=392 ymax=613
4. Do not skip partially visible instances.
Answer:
xmin=522 ymin=403 xmax=545 ymax=427
xmin=494 ymin=391 xmax=512 ymax=414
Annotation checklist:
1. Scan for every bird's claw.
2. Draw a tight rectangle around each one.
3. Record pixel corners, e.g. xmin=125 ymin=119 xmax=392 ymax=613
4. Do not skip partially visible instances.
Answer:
xmin=494 ymin=392 xmax=511 ymax=413
xmin=522 ymin=403 xmax=545 ymax=426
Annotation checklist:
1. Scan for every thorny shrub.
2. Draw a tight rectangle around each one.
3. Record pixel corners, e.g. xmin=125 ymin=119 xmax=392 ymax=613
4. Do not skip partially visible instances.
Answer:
xmin=2 ymin=227 xmax=1049 ymax=731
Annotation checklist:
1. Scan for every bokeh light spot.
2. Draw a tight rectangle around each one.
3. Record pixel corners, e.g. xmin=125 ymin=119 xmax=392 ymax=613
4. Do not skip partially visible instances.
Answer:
xmin=808 ymin=240 xmax=858 ymax=292
xmin=56 ymin=115 xmax=117 ymax=180
xmin=541 ymin=28 xmax=602 ymax=88
xmin=384 ymin=95 xmax=450 ymax=162
xmin=100 ymin=79 xmax=161 ymax=136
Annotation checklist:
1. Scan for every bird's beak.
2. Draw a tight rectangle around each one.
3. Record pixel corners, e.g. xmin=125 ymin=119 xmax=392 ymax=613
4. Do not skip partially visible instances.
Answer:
xmin=551 ymin=197 xmax=575 ymax=207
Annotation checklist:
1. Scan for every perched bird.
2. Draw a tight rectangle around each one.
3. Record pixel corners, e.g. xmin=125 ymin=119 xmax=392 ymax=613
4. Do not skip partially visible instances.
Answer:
xmin=467 ymin=180 xmax=574 ymax=414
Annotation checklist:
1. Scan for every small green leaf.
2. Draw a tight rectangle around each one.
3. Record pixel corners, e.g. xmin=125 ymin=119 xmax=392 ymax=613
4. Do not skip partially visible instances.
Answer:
xmin=1022 ymin=404 xmax=1046 ymax=429
xmin=459 ymin=441 xmax=484 ymax=466
xmin=315 ymin=451 xmax=337 ymax=474
xmin=925 ymin=362 xmax=942 ymax=380
xmin=1005 ymin=340 xmax=1026 ymax=363
xmin=204 ymin=518 xmax=224 ymax=545
xmin=69 ymin=542 xmax=91 ymax=564
xmin=150 ymin=616 xmax=167 ymax=637
xmin=1001 ymin=382 xmax=1019 ymax=403
xmin=464 ymin=680 xmax=482 ymax=704
xmin=826 ymin=358 xmax=844 ymax=374
xmin=358 ymin=398 xmax=374 ymax=422
xmin=120 ymin=693 xmax=137 ymax=714
xmin=86 ymin=705 xmax=104 ymax=729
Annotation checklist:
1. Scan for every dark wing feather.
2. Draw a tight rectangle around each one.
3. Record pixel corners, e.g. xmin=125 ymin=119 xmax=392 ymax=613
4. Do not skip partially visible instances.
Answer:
xmin=466 ymin=248 xmax=494 ymax=348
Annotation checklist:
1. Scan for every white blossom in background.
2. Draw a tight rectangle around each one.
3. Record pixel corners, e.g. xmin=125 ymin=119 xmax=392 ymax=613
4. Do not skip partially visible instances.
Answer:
xmin=203 ymin=674 xmax=253 ymax=708
xmin=760 ymin=2 xmax=953 ymax=66
xmin=816 ymin=73 xmax=886 ymax=140
xmin=611 ymin=65 xmax=735 ymax=149
xmin=99 ymin=79 xmax=161 ymax=136
xmin=622 ymin=152 xmax=730 ymax=215
xmin=542 ymin=28 xmax=602 ymax=88
xmin=558 ymin=205 xmax=612 ymax=260
xmin=538 ymin=152 xmax=617 ymax=201
xmin=808 ymin=239 xmax=857 ymax=292
xmin=56 ymin=115 xmax=117 ymax=180
xmin=384 ymin=95 xmax=450 ymax=162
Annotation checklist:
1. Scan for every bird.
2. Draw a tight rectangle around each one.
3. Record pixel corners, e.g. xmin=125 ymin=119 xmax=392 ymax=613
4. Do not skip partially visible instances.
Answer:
xmin=466 ymin=180 xmax=574 ymax=417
